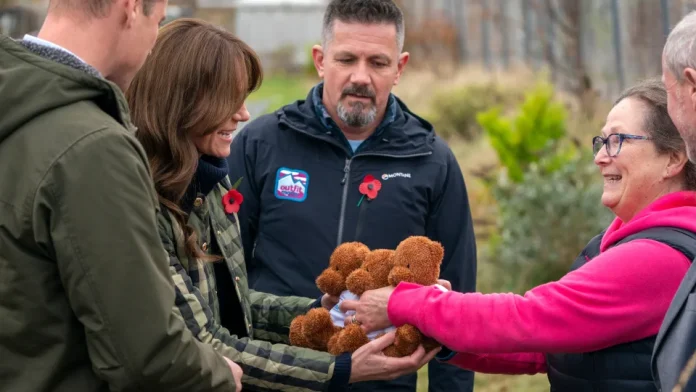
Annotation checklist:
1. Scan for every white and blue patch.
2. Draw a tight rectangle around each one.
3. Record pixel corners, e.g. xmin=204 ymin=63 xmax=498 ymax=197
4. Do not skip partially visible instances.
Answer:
xmin=274 ymin=167 xmax=309 ymax=202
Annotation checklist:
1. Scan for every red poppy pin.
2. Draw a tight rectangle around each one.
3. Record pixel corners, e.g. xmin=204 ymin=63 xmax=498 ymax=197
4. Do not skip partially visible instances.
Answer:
xmin=222 ymin=177 xmax=244 ymax=214
xmin=357 ymin=174 xmax=382 ymax=206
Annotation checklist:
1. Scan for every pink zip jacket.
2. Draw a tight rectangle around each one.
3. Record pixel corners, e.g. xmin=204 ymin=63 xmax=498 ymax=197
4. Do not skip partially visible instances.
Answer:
xmin=387 ymin=191 xmax=696 ymax=374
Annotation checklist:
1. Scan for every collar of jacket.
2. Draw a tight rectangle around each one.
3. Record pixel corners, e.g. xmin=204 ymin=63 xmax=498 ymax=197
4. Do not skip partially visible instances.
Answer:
xmin=311 ymin=81 xmax=398 ymax=140
xmin=277 ymin=83 xmax=436 ymax=157
xmin=181 ymin=155 xmax=229 ymax=215
xmin=19 ymin=38 xmax=102 ymax=79
xmin=0 ymin=36 xmax=136 ymax=144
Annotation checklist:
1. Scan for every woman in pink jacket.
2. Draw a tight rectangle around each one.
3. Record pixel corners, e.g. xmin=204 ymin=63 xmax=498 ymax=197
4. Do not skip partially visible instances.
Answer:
xmin=342 ymin=78 xmax=696 ymax=392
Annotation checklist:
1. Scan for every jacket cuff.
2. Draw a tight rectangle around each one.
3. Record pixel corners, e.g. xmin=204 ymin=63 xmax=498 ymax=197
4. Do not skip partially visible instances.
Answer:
xmin=436 ymin=347 xmax=456 ymax=362
xmin=387 ymin=282 xmax=425 ymax=327
xmin=328 ymin=353 xmax=352 ymax=390
xmin=311 ymin=296 xmax=323 ymax=308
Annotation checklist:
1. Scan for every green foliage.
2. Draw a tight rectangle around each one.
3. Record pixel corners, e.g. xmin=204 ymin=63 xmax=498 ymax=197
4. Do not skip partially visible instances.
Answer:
xmin=304 ymin=43 xmax=318 ymax=77
xmin=247 ymin=74 xmax=313 ymax=114
xmin=476 ymin=83 xmax=568 ymax=182
xmin=483 ymin=152 xmax=614 ymax=293
xmin=477 ymin=83 xmax=614 ymax=292
xmin=425 ymin=83 xmax=524 ymax=141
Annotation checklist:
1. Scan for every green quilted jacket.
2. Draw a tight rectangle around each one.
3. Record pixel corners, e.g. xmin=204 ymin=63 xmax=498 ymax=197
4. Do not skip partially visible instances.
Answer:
xmin=157 ymin=177 xmax=342 ymax=391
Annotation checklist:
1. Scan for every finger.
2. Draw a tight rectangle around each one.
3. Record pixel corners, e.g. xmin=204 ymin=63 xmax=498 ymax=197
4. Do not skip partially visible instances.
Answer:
xmin=383 ymin=346 xmax=428 ymax=378
xmin=436 ymin=279 xmax=452 ymax=291
xmin=364 ymin=331 xmax=396 ymax=351
xmin=392 ymin=345 xmax=439 ymax=379
xmin=339 ymin=299 xmax=359 ymax=313
xmin=418 ymin=347 xmax=441 ymax=367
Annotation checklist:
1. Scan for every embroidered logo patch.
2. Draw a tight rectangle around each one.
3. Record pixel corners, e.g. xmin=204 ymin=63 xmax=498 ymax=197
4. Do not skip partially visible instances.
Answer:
xmin=381 ymin=172 xmax=411 ymax=180
xmin=274 ymin=167 xmax=309 ymax=202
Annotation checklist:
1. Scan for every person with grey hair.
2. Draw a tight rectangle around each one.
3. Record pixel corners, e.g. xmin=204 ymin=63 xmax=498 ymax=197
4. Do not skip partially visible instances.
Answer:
xmin=227 ymin=0 xmax=477 ymax=391
xmin=656 ymin=10 xmax=696 ymax=392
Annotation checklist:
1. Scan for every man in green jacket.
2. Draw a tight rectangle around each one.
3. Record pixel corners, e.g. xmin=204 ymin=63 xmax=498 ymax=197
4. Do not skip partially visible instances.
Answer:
xmin=0 ymin=0 xmax=244 ymax=391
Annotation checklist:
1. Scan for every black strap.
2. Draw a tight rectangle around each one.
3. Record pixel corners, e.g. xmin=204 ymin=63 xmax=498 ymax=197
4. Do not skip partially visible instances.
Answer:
xmin=585 ymin=227 xmax=696 ymax=262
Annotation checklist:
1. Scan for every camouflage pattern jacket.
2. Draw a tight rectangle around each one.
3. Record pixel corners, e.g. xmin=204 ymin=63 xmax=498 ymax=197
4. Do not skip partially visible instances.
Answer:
xmin=157 ymin=177 xmax=343 ymax=391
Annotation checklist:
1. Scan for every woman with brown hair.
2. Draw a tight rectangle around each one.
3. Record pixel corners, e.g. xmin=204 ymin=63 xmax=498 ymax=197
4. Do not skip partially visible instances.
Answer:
xmin=125 ymin=18 xmax=434 ymax=391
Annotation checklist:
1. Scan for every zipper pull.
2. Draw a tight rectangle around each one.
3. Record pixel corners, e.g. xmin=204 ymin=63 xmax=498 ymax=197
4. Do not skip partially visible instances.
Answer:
xmin=341 ymin=159 xmax=351 ymax=185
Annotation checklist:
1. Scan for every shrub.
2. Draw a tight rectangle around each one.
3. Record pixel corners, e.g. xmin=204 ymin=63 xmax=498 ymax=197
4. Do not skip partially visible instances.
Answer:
xmin=476 ymin=82 xmax=568 ymax=182
xmin=426 ymin=83 xmax=524 ymax=141
xmin=482 ymin=152 xmax=614 ymax=293
xmin=475 ymin=82 xmax=614 ymax=293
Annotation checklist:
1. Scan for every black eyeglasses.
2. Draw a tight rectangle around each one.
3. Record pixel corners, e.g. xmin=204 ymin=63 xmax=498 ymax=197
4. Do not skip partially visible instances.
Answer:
xmin=592 ymin=133 xmax=652 ymax=157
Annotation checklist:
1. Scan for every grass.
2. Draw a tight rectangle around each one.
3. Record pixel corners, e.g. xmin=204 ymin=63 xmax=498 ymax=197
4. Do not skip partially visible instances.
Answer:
xmin=416 ymin=366 xmax=550 ymax=392
xmin=247 ymin=73 xmax=318 ymax=113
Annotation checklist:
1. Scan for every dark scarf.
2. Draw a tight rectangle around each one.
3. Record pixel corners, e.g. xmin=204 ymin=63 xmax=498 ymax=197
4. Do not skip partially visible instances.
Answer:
xmin=181 ymin=155 xmax=228 ymax=215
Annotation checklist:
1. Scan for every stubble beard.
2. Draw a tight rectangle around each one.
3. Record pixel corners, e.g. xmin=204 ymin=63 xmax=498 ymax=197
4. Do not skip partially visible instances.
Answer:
xmin=337 ymin=100 xmax=377 ymax=128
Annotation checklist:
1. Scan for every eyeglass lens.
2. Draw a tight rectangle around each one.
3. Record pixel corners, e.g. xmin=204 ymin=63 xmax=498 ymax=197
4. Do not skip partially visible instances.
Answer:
xmin=593 ymin=134 xmax=620 ymax=156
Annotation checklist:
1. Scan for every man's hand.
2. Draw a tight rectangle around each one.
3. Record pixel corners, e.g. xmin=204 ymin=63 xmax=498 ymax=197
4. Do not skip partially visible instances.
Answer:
xmin=320 ymin=294 xmax=340 ymax=310
xmin=223 ymin=357 xmax=243 ymax=392
xmin=340 ymin=286 xmax=394 ymax=333
xmin=349 ymin=331 xmax=439 ymax=383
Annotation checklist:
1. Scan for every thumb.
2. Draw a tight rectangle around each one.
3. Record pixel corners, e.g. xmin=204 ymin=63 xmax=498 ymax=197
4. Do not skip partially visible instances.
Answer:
xmin=436 ymin=279 xmax=452 ymax=291
xmin=328 ymin=294 xmax=340 ymax=303
xmin=339 ymin=299 xmax=359 ymax=313
xmin=366 ymin=331 xmax=396 ymax=351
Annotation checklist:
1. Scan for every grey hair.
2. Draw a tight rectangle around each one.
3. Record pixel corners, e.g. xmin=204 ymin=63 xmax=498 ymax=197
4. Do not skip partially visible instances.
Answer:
xmin=321 ymin=0 xmax=405 ymax=52
xmin=664 ymin=10 xmax=696 ymax=83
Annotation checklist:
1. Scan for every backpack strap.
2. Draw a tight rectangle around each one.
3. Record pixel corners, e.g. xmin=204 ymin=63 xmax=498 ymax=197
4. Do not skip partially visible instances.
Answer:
xmin=582 ymin=230 xmax=606 ymax=261
xmin=613 ymin=227 xmax=696 ymax=262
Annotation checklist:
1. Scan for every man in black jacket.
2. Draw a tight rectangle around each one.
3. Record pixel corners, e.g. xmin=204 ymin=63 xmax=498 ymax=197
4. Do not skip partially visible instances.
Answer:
xmin=228 ymin=1 xmax=477 ymax=390
xmin=656 ymin=9 xmax=696 ymax=392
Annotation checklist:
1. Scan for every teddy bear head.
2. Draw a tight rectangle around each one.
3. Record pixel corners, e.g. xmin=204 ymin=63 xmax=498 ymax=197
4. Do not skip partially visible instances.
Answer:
xmin=345 ymin=249 xmax=395 ymax=296
xmin=388 ymin=236 xmax=444 ymax=286
xmin=316 ymin=242 xmax=370 ymax=297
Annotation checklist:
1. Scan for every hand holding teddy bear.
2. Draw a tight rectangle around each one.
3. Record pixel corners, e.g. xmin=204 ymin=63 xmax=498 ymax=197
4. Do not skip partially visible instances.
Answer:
xmin=289 ymin=236 xmax=446 ymax=357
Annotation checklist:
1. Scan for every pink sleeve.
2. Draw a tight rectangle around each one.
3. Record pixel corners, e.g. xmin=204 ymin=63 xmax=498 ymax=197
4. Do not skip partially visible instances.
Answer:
xmin=388 ymin=240 xmax=690 ymax=354
xmin=447 ymin=352 xmax=547 ymax=375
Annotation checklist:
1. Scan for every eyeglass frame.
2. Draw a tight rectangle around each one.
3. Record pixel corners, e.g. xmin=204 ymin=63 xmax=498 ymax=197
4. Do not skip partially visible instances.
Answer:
xmin=592 ymin=133 xmax=652 ymax=157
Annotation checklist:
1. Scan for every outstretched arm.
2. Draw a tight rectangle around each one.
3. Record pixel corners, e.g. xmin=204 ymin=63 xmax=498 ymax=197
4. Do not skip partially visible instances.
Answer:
xmin=387 ymin=240 xmax=690 ymax=354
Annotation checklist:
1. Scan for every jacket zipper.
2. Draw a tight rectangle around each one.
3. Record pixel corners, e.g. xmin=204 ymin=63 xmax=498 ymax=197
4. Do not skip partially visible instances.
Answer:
xmin=335 ymin=151 xmax=432 ymax=246
xmin=336 ymin=158 xmax=352 ymax=245
xmin=279 ymin=118 xmax=435 ymax=246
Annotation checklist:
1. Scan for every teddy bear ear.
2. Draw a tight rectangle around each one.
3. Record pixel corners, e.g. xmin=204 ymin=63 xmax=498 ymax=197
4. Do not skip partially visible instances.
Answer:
xmin=429 ymin=241 xmax=445 ymax=264
xmin=328 ymin=242 xmax=368 ymax=272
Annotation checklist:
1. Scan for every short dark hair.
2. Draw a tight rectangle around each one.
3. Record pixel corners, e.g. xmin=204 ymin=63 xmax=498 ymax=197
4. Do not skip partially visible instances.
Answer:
xmin=49 ymin=0 xmax=157 ymax=18
xmin=322 ymin=0 xmax=405 ymax=51
xmin=614 ymin=77 xmax=696 ymax=190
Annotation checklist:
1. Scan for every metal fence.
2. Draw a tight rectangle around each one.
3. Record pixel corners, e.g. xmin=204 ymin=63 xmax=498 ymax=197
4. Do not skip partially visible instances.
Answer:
xmin=397 ymin=0 xmax=696 ymax=100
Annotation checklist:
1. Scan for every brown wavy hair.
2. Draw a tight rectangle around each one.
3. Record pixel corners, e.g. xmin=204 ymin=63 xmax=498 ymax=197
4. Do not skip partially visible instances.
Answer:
xmin=126 ymin=18 xmax=262 ymax=260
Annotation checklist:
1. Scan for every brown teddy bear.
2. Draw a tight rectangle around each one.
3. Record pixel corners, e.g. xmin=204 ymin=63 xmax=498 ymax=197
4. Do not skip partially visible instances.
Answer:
xmin=289 ymin=241 xmax=369 ymax=351
xmin=381 ymin=236 xmax=444 ymax=357
xmin=327 ymin=248 xmax=396 ymax=355
xmin=291 ymin=236 xmax=445 ymax=357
